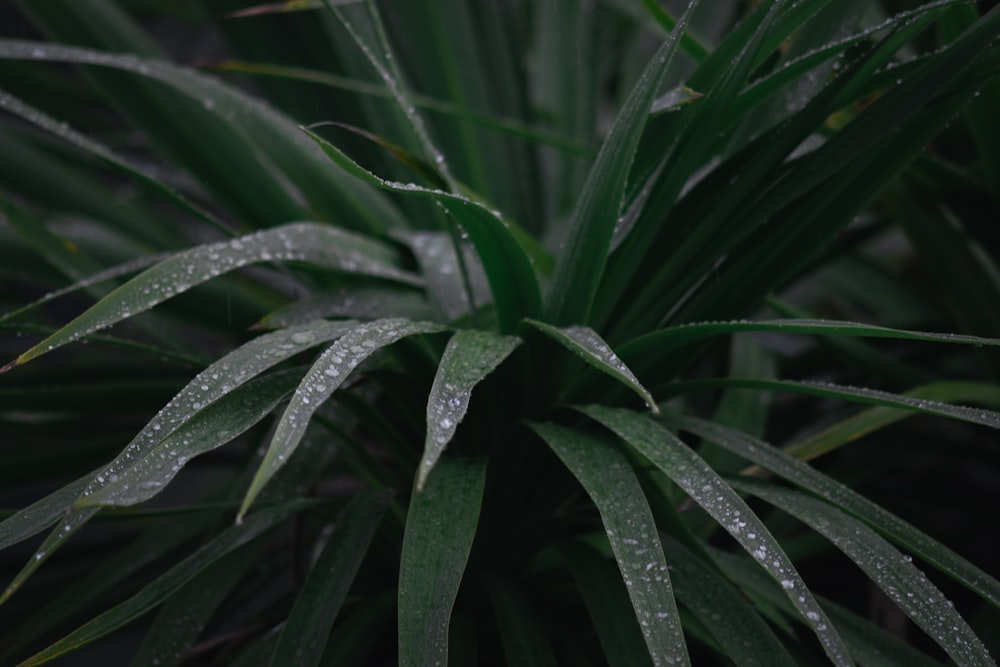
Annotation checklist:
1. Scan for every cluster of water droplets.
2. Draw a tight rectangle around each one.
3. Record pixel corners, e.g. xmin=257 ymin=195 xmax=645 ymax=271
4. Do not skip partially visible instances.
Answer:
xmin=255 ymin=319 xmax=445 ymax=499
xmin=77 ymin=320 xmax=352 ymax=507
xmin=419 ymin=331 xmax=520 ymax=487
xmin=558 ymin=325 xmax=658 ymax=412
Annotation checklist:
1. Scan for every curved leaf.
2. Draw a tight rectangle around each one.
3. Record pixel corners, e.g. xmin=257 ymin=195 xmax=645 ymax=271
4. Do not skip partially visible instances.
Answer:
xmin=0 ymin=39 xmax=404 ymax=232
xmin=270 ymin=490 xmax=391 ymax=667
xmin=239 ymin=319 xmax=446 ymax=518
xmin=420 ymin=330 xmax=521 ymax=490
xmin=668 ymin=415 xmax=1000 ymax=612
xmin=16 ymin=499 xmax=315 ymax=667
xmin=578 ymin=405 xmax=853 ymax=666
xmin=131 ymin=544 xmax=258 ymax=667
xmin=2 ymin=223 xmax=418 ymax=371
xmin=529 ymin=421 xmax=689 ymax=667
xmin=75 ymin=319 xmax=356 ymax=506
xmin=398 ymin=458 xmax=486 ymax=667
xmin=620 ymin=317 xmax=1000 ymax=369
xmin=556 ymin=542 xmax=653 ymax=667
xmin=662 ymin=536 xmax=796 ymax=667
xmin=81 ymin=368 xmax=304 ymax=507
xmin=735 ymin=480 xmax=995 ymax=667
xmin=523 ymin=320 xmax=657 ymax=413
xmin=545 ymin=0 xmax=701 ymax=326
xmin=662 ymin=378 xmax=1000 ymax=431
xmin=0 ymin=87 xmax=232 ymax=234
xmin=302 ymin=126 xmax=542 ymax=333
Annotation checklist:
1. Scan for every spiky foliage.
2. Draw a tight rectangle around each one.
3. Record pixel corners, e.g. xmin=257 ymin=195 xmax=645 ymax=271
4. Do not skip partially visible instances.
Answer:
xmin=1 ymin=1 xmax=999 ymax=665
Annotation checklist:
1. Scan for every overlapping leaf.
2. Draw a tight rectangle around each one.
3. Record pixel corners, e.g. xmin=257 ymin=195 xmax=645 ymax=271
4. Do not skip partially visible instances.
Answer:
xmin=420 ymin=330 xmax=521 ymax=490
xmin=579 ymin=406 xmax=853 ymax=666
xmin=530 ymin=421 xmax=689 ymax=666
xmin=239 ymin=319 xmax=446 ymax=518
xmin=1 ymin=223 xmax=417 ymax=371
xmin=398 ymin=458 xmax=485 ymax=667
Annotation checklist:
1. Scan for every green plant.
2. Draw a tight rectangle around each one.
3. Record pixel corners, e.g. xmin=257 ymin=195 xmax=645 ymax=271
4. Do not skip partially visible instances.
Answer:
xmin=2 ymin=0 xmax=999 ymax=664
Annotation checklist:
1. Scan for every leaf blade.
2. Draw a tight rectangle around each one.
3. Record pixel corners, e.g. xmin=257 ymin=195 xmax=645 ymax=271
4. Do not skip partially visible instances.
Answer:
xmin=398 ymin=458 xmax=486 ymax=667
xmin=529 ymin=421 xmax=689 ymax=667
xmin=578 ymin=405 xmax=853 ymax=666
xmin=239 ymin=319 xmax=446 ymax=518
xmin=420 ymin=330 xmax=521 ymax=490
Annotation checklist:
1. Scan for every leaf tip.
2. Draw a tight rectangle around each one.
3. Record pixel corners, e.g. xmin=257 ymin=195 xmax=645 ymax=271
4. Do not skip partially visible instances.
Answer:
xmin=0 ymin=358 xmax=20 ymax=375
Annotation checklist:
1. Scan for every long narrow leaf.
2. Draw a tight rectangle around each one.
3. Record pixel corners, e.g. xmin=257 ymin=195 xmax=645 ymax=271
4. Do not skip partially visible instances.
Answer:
xmin=81 ymin=368 xmax=304 ymax=507
xmin=131 ymin=545 xmax=258 ymax=667
xmin=0 ymin=39 xmax=404 ymax=232
xmin=420 ymin=330 xmax=521 ymax=490
xmin=661 ymin=378 xmax=1000 ymax=431
xmin=16 ymin=499 xmax=315 ymax=667
xmin=523 ymin=320 xmax=657 ymax=413
xmin=398 ymin=458 xmax=486 ymax=667
xmin=661 ymin=536 xmax=796 ymax=667
xmin=545 ymin=0 xmax=700 ymax=326
xmin=0 ymin=87 xmax=233 ymax=234
xmin=620 ymin=317 xmax=1000 ymax=368
xmin=239 ymin=319 xmax=445 ymax=518
xmin=668 ymin=415 xmax=1000 ymax=612
xmin=270 ymin=490 xmax=391 ymax=667
xmin=1 ymin=223 xmax=418 ymax=371
xmin=578 ymin=405 xmax=853 ymax=666
xmin=529 ymin=421 xmax=689 ymax=666
xmin=735 ymin=480 xmax=995 ymax=667
xmin=302 ymin=126 xmax=542 ymax=332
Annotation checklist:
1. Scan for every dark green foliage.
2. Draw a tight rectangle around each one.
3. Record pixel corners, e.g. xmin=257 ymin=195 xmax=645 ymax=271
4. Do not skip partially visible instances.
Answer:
xmin=1 ymin=1 xmax=999 ymax=664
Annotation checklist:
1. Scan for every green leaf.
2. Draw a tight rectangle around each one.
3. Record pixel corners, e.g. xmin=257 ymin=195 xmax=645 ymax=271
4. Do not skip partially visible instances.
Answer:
xmin=0 ymin=86 xmax=233 ymax=234
xmin=523 ymin=320 xmax=657 ymax=413
xmin=398 ymin=457 xmax=486 ymax=667
xmin=302 ymin=125 xmax=543 ymax=333
xmin=735 ymin=480 xmax=995 ymax=667
xmin=211 ymin=59 xmax=589 ymax=156
xmin=131 ymin=543 xmax=259 ymax=667
xmin=545 ymin=0 xmax=701 ymax=326
xmin=661 ymin=536 xmax=796 ymax=667
xmin=80 ymin=368 xmax=304 ymax=507
xmin=0 ymin=38 xmax=403 ymax=232
xmin=1 ymin=511 xmax=215 ymax=662
xmin=16 ymin=499 xmax=315 ymax=667
xmin=529 ymin=421 xmax=689 ymax=667
xmin=620 ymin=317 xmax=1000 ymax=370
xmin=0 ymin=252 xmax=168 ymax=326
xmin=2 ymin=320 xmax=353 ymax=601
xmin=1 ymin=508 xmax=98 ymax=606
xmin=556 ymin=542 xmax=653 ymax=667
xmin=821 ymin=599 xmax=949 ymax=667
xmin=712 ymin=549 xmax=947 ymax=667
xmin=420 ymin=330 xmax=521 ymax=490
xmin=71 ymin=319 xmax=355 ymax=506
xmin=638 ymin=0 xmax=710 ymax=62
xmin=239 ymin=319 xmax=446 ymax=519
xmin=1 ymin=223 xmax=418 ymax=371
xmin=661 ymin=378 xmax=1000 ymax=431
xmin=270 ymin=490 xmax=391 ymax=667
xmin=0 ymin=474 xmax=90 ymax=552
xmin=578 ymin=406 xmax=853 ymax=666
xmin=783 ymin=382 xmax=1000 ymax=462
xmin=668 ymin=415 xmax=1000 ymax=612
